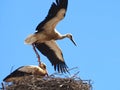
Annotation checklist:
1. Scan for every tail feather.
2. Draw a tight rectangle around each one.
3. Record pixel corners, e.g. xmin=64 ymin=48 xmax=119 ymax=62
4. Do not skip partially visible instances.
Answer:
xmin=25 ymin=34 xmax=37 ymax=44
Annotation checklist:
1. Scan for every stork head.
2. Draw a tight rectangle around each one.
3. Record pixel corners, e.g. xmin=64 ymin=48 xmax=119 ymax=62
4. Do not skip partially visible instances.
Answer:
xmin=39 ymin=63 xmax=46 ymax=70
xmin=66 ymin=34 xmax=77 ymax=46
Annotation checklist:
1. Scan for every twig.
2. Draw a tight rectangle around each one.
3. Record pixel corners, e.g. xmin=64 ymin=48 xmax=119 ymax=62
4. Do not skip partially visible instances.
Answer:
xmin=10 ymin=65 xmax=15 ymax=73
xmin=68 ymin=67 xmax=79 ymax=71
xmin=71 ymin=71 xmax=80 ymax=79
xmin=1 ymin=82 xmax=4 ymax=90
xmin=50 ymin=67 xmax=79 ymax=77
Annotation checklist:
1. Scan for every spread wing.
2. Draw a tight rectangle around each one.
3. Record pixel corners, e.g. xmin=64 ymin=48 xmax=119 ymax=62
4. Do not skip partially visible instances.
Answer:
xmin=36 ymin=0 xmax=68 ymax=32
xmin=35 ymin=40 xmax=68 ymax=73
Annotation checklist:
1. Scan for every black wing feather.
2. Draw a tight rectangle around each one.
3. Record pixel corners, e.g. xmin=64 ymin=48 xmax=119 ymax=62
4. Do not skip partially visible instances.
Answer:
xmin=36 ymin=0 xmax=68 ymax=32
xmin=35 ymin=42 xmax=68 ymax=73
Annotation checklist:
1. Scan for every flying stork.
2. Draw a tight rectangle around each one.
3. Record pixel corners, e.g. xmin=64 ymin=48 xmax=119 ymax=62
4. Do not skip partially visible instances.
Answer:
xmin=25 ymin=0 xmax=76 ymax=73
xmin=3 ymin=63 xmax=48 ymax=82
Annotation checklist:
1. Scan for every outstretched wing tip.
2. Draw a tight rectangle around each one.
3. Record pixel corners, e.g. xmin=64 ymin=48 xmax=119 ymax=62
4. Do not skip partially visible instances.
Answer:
xmin=54 ymin=61 xmax=69 ymax=73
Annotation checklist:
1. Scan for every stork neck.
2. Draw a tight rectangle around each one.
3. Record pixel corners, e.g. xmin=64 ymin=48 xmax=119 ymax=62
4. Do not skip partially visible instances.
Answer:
xmin=60 ymin=34 xmax=68 ymax=39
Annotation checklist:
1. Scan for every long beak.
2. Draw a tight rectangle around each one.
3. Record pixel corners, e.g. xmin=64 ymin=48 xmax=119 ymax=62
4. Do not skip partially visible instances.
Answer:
xmin=70 ymin=38 xmax=77 ymax=46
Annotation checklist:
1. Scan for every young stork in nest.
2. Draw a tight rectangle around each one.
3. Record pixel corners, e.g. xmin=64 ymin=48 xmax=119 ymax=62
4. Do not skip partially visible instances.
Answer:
xmin=3 ymin=63 xmax=48 ymax=82
xmin=25 ymin=0 xmax=76 ymax=73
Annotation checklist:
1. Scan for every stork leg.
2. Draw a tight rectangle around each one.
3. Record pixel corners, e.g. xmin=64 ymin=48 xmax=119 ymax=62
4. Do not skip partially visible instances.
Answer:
xmin=32 ymin=44 xmax=41 ymax=65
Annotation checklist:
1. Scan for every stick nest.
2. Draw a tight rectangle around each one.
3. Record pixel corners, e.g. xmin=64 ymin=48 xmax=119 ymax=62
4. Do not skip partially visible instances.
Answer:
xmin=2 ymin=73 xmax=92 ymax=90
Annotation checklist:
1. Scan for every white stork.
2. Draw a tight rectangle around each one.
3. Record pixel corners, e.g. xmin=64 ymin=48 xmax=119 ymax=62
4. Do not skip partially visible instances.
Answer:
xmin=25 ymin=0 xmax=76 ymax=73
xmin=3 ymin=63 xmax=48 ymax=82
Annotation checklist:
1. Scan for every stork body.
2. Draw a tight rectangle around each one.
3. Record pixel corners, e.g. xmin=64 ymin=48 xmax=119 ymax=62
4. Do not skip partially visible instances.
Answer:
xmin=25 ymin=0 xmax=76 ymax=73
xmin=25 ymin=29 xmax=63 ymax=44
xmin=3 ymin=63 xmax=48 ymax=82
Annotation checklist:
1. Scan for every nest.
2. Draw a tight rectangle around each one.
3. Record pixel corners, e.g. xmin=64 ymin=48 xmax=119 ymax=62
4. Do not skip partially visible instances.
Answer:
xmin=2 ymin=73 xmax=92 ymax=90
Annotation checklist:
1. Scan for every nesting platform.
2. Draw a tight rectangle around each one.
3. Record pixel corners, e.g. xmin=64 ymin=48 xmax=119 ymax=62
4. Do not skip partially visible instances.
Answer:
xmin=2 ymin=75 xmax=92 ymax=90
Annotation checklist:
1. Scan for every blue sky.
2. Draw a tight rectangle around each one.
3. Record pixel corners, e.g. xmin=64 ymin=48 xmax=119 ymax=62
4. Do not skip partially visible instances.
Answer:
xmin=0 ymin=0 xmax=120 ymax=90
